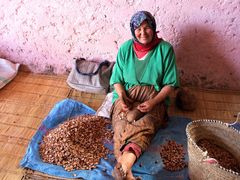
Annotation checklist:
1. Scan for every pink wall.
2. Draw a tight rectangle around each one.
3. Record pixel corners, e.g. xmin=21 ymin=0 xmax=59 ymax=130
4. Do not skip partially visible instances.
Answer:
xmin=0 ymin=0 xmax=239 ymax=90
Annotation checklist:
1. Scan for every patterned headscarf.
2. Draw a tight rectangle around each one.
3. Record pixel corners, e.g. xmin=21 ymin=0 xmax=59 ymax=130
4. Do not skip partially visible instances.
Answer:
xmin=130 ymin=11 xmax=156 ymax=42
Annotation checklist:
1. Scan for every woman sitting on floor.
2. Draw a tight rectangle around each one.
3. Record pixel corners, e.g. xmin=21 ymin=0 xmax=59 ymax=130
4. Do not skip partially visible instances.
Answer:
xmin=110 ymin=11 xmax=179 ymax=180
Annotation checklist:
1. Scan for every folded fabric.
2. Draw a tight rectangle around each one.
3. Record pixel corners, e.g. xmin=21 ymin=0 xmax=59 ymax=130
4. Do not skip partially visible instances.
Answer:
xmin=96 ymin=92 xmax=113 ymax=118
xmin=20 ymin=98 xmax=191 ymax=180
xmin=0 ymin=58 xmax=20 ymax=89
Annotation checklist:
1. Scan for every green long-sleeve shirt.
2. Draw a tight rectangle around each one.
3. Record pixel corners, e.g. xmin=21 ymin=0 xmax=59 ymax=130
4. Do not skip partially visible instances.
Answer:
xmin=110 ymin=39 xmax=179 ymax=104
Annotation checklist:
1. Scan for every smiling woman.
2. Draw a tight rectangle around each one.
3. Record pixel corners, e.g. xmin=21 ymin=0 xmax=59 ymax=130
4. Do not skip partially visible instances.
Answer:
xmin=134 ymin=21 xmax=154 ymax=45
xmin=110 ymin=11 xmax=180 ymax=179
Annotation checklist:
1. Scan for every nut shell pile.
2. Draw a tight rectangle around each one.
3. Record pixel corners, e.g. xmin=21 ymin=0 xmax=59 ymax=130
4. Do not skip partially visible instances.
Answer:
xmin=197 ymin=139 xmax=240 ymax=173
xmin=159 ymin=140 xmax=187 ymax=171
xmin=39 ymin=115 xmax=113 ymax=171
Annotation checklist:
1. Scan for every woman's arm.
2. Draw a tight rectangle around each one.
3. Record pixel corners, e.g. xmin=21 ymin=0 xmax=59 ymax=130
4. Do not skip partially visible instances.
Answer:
xmin=137 ymin=85 xmax=173 ymax=112
xmin=114 ymin=83 xmax=133 ymax=111
xmin=137 ymin=44 xmax=179 ymax=113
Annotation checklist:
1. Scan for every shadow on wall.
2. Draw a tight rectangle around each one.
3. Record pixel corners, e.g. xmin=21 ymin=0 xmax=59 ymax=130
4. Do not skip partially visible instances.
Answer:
xmin=176 ymin=25 xmax=238 ymax=90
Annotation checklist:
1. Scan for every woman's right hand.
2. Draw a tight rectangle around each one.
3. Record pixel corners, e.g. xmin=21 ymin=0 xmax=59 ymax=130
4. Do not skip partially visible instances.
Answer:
xmin=114 ymin=83 xmax=133 ymax=111
xmin=119 ymin=94 xmax=133 ymax=111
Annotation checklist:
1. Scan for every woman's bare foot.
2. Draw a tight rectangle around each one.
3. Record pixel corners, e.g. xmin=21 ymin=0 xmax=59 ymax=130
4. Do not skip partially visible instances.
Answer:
xmin=113 ymin=151 xmax=137 ymax=180
xmin=112 ymin=162 xmax=127 ymax=180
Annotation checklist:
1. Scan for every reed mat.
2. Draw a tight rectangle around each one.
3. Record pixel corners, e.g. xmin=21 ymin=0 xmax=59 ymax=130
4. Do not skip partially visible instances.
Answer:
xmin=0 ymin=72 xmax=239 ymax=179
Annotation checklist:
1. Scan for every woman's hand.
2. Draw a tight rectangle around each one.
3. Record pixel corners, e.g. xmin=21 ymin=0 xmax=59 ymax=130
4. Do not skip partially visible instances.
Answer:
xmin=137 ymin=99 xmax=156 ymax=113
xmin=119 ymin=94 xmax=133 ymax=111
xmin=114 ymin=83 xmax=133 ymax=111
xmin=137 ymin=85 xmax=174 ymax=112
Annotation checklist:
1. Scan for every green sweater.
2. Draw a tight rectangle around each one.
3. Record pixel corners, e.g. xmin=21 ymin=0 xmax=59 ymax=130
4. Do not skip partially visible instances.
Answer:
xmin=110 ymin=39 xmax=179 ymax=104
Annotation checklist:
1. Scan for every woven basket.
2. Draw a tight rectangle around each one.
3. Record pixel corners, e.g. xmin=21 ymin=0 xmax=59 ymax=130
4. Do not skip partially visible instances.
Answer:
xmin=186 ymin=116 xmax=240 ymax=180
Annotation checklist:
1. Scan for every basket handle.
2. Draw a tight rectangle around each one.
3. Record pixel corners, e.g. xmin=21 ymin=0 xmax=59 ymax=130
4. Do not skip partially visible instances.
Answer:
xmin=201 ymin=151 xmax=219 ymax=165
xmin=228 ymin=112 xmax=240 ymax=130
xmin=202 ymin=158 xmax=218 ymax=165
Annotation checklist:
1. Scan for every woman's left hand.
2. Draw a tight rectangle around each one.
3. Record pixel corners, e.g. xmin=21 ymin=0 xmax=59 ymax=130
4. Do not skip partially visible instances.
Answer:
xmin=137 ymin=99 xmax=156 ymax=112
xmin=137 ymin=85 xmax=173 ymax=112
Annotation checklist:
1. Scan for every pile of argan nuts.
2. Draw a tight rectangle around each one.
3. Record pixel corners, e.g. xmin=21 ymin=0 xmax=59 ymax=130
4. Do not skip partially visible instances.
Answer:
xmin=39 ymin=115 xmax=113 ymax=171
xmin=159 ymin=140 xmax=187 ymax=171
xmin=197 ymin=139 xmax=240 ymax=173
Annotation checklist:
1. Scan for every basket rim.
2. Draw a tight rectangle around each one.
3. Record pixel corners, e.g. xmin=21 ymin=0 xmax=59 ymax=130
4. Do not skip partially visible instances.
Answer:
xmin=186 ymin=119 xmax=240 ymax=133
xmin=186 ymin=119 xmax=240 ymax=176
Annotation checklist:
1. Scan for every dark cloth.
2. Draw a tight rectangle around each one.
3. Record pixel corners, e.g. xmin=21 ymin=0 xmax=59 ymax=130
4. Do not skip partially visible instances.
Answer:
xmin=111 ymin=85 xmax=167 ymax=159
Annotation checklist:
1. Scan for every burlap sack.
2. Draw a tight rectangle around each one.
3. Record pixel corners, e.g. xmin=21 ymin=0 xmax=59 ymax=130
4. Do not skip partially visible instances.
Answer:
xmin=186 ymin=119 xmax=240 ymax=180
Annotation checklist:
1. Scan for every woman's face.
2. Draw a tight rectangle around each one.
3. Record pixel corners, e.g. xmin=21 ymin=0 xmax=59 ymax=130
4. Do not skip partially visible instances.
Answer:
xmin=134 ymin=20 xmax=154 ymax=45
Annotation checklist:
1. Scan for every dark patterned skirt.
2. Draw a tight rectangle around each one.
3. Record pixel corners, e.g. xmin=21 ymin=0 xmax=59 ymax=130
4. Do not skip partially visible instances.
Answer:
xmin=111 ymin=85 xmax=167 ymax=159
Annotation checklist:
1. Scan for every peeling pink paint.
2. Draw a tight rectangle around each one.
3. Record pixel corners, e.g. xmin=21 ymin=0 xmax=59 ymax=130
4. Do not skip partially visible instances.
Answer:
xmin=0 ymin=0 xmax=239 ymax=90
